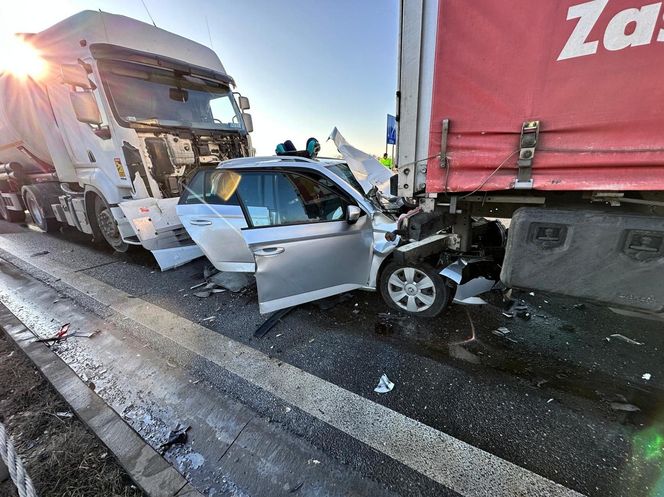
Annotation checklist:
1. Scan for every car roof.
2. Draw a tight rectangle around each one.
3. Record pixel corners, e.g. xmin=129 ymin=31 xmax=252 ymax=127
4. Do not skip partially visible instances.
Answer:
xmin=216 ymin=156 xmax=345 ymax=171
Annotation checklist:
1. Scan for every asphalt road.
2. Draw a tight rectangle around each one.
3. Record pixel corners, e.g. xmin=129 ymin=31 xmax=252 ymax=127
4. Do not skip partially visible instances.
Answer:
xmin=2 ymin=220 xmax=664 ymax=497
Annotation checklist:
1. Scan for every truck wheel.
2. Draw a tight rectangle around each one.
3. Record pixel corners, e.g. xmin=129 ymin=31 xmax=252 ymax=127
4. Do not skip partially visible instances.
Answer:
xmin=93 ymin=195 xmax=129 ymax=252
xmin=23 ymin=189 xmax=59 ymax=232
xmin=379 ymin=262 xmax=451 ymax=317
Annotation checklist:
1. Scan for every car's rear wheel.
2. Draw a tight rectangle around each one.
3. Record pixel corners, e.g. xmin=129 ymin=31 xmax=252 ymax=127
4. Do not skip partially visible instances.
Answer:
xmin=379 ymin=262 xmax=452 ymax=317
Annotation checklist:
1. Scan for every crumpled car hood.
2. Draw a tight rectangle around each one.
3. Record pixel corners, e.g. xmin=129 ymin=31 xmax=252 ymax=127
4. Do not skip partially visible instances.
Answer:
xmin=328 ymin=127 xmax=394 ymax=195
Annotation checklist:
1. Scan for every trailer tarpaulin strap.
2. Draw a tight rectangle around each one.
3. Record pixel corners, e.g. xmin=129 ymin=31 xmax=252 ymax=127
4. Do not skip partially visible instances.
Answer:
xmin=426 ymin=0 xmax=664 ymax=193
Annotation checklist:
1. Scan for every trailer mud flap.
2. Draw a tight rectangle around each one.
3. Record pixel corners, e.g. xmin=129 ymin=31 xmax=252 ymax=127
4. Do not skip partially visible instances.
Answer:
xmin=501 ymin=208 xmax=664 ymax=316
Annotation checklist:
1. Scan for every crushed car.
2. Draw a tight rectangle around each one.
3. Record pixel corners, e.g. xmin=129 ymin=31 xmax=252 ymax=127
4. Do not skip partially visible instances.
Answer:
xmin=176 ymin=130 xmax=505 ymax=316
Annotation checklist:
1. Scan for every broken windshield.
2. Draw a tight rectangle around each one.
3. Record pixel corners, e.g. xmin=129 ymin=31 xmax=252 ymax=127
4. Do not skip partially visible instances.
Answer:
xmin=98 ymin=60 xmax=245 ymax=132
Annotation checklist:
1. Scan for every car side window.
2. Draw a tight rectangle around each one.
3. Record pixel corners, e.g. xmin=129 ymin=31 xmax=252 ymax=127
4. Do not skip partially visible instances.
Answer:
xmin=237 ymin=171 xmax=348 ymax=227
xmin=180 ymin=170 xmax=240 ymax=205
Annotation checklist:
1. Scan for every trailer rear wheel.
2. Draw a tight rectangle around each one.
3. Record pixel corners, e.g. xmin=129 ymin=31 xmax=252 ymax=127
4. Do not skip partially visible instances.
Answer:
xmin=93 ymin=195 xmax=129 ymax=252
xmin=23 ymin=189 xmax=59 ymax=232
xmin=379 ymin=262 xmax=452 ymax=317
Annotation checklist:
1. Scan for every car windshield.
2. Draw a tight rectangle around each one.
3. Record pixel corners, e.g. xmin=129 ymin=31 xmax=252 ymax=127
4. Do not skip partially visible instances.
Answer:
xmin=98 ymin=60 xmax=244 ymax=131
xmin=325 ymin=162 xmax=364 ymax=194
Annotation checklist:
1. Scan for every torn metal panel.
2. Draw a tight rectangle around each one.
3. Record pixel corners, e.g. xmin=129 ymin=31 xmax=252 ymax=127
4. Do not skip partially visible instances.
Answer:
xmin=119 ymin=197 xmax=203 ymax=270
xmin=453 ymin=277 xmax=500 ymax=305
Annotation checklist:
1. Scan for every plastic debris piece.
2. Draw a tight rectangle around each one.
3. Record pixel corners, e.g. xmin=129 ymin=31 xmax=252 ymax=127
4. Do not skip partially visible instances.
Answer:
xmin=208 ymin=271 xmax=251 ymax=293
xmin=190 ymin=281 xmax=207 ymax=290
xmin=547 ymin=398 xmax=554 ymax=403
xmin=642 ymin=373 xmax=652 ymax=381
xmin=374 ymin=374 xmax=394 ymax=394
xmin=201 ymin=316 xmax=215 ymax=322
xmin=289 ymin=482 xmax=304 ymax=493
xmin=194 ymin=291 xmax=213 ymax=298
xmin=159 ymin=424 xmax=191 ymax=454
xmin=608 ymin=334 xmax=643 ymax=346
xmin=55 ymin=411 xmax=73 ymax=418
xmin=493 ymin=327 xmax=511 ymax=336
xmin=529 ymin=292 xmax=535 ymax=296
xmin=610 ymin=402 xmax=640 ymax=412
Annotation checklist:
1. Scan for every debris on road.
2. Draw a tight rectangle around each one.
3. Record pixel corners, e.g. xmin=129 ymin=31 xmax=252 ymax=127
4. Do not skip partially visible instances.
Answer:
xmin=607 ymin=334 xmax=644 ymax=346
xmin=208 ymin=271 xmax=251 ymax=293
xmin=374 ymin=374 xmax=394 ymax=394
xmin=610 ymin=402 xmax=640 ymax=412
xmin=491 ymin=327 xmax=518 ymax=343
xmin=159 ymin=423 xmax=191 ymax=454
xmin=642 ymin=373 xmax=652 ymax=381
xmin=316 ymin=292 xmax=354 ymax=311
xmin=35 ymin=323 xmax=100 ymax=343
xmin=254 ymin=306 xmax=295 ymax=338
xmin=492 ymin=326 xmax=511 ymax=337
xmin=375 ymin=313 xmax=398 ymax=335
xmin=30 ymin=250 xmax=49 ymax=257
xmin=502 ymin=300 xmax=530 ymax=320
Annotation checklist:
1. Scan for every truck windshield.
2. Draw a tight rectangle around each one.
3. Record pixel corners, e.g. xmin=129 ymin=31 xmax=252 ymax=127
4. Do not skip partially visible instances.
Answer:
xmin=98 ymin=61 xmax=244 ymax=132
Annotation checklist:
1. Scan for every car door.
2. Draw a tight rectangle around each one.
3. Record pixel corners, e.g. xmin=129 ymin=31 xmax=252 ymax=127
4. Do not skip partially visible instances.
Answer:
xmin=236 ymin=169 xmax=374 ymax=314
xmin=176 ymin=169 xmax=255 ymax=272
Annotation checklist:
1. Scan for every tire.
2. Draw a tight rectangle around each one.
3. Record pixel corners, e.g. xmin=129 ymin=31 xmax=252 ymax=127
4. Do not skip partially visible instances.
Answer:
xmin=379 ymin=261 xmax=452 ymax=318
xmin=93 ymin=194 xmax=129 ymax=252
xmin=23 ymin=188 xmax=59 ymax=232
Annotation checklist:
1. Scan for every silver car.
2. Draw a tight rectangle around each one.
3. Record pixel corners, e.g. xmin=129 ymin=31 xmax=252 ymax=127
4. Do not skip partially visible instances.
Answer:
xmin=176 ymin=156 xmax=467 ymax=316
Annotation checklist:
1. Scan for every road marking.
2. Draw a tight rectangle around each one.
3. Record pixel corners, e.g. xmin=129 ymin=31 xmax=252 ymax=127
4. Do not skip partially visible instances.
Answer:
xmin=0 ymin=236 xmax=585 ymax=497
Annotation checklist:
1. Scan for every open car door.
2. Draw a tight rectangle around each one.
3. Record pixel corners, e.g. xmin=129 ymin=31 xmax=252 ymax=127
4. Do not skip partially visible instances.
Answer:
xmin=234 ymin=169 xmax=374 ymax=313
xmin=176 ymin=169 xmax=256 ymax=272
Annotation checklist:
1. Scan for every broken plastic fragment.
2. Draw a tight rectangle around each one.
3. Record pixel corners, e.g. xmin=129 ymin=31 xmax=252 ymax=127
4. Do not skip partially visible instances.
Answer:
xmin=374 ymin=374 xmax=394 ymax=394
xmin=610 ymin=402 xmax=640 ymax=412
xmin=643 ymin=373 xmax=652 ymax=381
xmin=608 ymin=334 xmax=643 ymax=346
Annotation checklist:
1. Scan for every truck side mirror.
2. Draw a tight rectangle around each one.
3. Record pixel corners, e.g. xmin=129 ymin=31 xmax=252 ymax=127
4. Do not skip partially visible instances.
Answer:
xmin=61 ymin=64 xmax=95 ymax=90
xmin=238 ymin=96 xmax=250 ymax=110
xmin=70 ymin=91 xmax=103 ymax=126
xmin=347 ymin=205 xmax=361 ymax=224
xmin=242 ymin=113 xmax=254 ymax=133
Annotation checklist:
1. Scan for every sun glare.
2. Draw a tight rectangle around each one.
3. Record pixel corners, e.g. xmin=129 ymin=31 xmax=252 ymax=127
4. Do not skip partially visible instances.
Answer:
xmin=0 ymin=35 xmax=46 ymax=80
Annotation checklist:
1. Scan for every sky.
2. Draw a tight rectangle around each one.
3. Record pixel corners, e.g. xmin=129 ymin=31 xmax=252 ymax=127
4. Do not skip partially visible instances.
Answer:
xmin=0 ymin=0 xmax=399 ymax=157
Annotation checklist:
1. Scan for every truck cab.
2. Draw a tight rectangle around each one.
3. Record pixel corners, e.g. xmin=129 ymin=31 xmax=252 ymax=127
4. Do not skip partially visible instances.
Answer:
xmin=0 ymin=11 xmax=253 ymax=269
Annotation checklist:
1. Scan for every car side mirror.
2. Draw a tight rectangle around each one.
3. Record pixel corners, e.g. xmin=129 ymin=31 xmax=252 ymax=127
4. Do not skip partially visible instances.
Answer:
xmin=242 ymin=113 xmax=254 ymax=133
xmin=347 ymin=205 xmax=361 ymax=224
xmin=70 ymin=91 xmax=102 ymax=126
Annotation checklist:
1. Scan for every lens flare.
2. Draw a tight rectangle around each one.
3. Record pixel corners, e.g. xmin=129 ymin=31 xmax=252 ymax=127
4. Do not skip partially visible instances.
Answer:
xmin=0 ymin=35 xmax=46 ymax=80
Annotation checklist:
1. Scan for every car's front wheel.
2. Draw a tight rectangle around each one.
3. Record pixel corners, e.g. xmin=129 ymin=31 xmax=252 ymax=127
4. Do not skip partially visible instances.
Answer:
xmin=379 ymin=262 xmax=452 ymax=317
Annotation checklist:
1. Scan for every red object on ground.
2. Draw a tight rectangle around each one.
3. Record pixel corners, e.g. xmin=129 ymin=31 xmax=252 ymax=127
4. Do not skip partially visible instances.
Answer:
xmin=426 ymin=0 xmax=664 ymax=192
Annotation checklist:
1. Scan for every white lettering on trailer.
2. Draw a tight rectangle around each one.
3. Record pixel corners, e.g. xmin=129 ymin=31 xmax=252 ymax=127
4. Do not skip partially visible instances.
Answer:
xmin=558 ymin=0 xmax=609 ymax=60
xmin=604 ymin=2 xmax=661 ymax=50
xmin=558 ymin=0 xmax=664 ymax=60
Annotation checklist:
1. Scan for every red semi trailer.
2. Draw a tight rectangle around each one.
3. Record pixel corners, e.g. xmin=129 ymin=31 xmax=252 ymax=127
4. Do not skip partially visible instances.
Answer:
xmin=395 ymin=0 xmax=664 ymax=320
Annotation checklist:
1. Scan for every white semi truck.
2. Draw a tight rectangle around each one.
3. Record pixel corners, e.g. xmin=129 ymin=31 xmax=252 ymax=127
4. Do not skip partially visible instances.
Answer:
xmin=0 ymin=10 xmax=253 ymax=268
